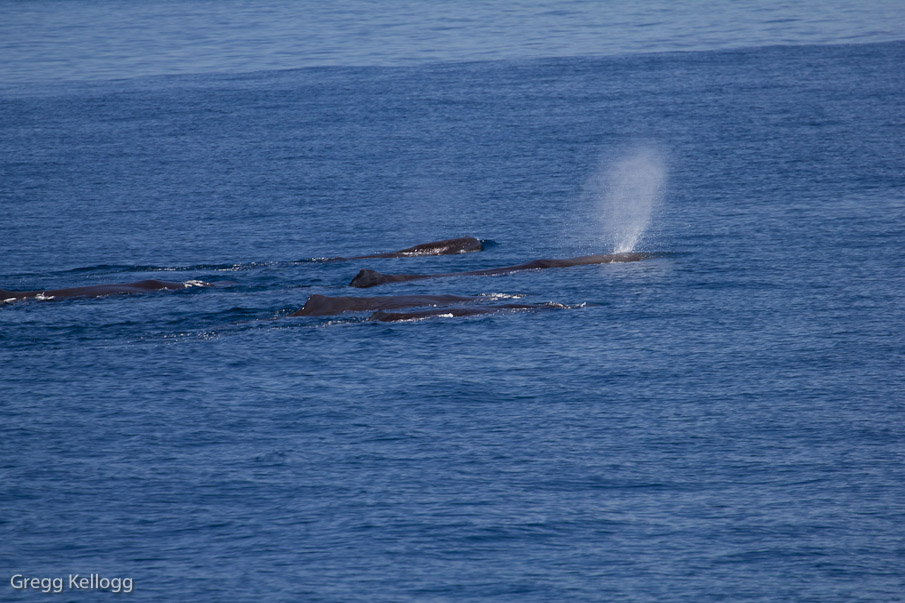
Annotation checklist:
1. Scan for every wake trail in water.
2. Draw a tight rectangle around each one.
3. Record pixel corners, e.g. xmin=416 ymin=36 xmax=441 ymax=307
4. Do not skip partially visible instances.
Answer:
xmin=6 ymin=260 xmax=320 ymax=280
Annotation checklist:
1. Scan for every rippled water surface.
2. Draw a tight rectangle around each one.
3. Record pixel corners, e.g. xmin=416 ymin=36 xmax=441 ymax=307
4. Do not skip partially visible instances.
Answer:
xmin=2 ymin=0 xmax=905 ymax=82
xmin=2 ymin=2 xmax=905 ymax=601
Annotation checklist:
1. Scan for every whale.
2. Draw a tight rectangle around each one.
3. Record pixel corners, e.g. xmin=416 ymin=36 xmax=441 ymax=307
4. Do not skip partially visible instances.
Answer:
xmin=368 ymin=302 xmax=569 ymax=322
xmin=291 ymin=293 xmax=480 ymax=316
xmin=325 ymin=236 xmax=482 ymax=261
xmin=1 ymin=279 xmax=209 ymax=303
xmin=350 ymin=251 xmax=655 ymax=288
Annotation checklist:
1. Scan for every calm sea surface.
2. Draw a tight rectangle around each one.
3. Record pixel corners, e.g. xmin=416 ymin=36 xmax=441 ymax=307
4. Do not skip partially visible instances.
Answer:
xmin=2 ymin=2 xmax=904 ymax=601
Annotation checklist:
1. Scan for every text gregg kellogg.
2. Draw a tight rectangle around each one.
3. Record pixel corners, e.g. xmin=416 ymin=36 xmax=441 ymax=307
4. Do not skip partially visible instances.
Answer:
xmin=10 ymin=573 xmax=133 ymax=594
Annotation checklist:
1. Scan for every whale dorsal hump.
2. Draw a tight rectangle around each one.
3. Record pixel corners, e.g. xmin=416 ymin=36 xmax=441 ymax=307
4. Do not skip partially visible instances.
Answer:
xmin=350 ymin=269 xmax=386 ymax=288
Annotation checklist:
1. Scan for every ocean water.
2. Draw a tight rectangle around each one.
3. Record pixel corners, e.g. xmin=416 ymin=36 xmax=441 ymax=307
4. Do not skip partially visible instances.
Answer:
xmin=2 ymin=2 xmax=905 ymax=601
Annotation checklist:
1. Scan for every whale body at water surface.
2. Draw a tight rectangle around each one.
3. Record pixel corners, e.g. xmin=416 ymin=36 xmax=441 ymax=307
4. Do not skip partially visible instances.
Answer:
xmin=293 ymin=294 xmax=572 ymax=321
xmin=368 ymin=302 xmax=569 ymax=322
xmin=351 ymin=251 xmax=655 ymax=288
xmin=1 ymin=238 xmax=480 ymax=304
xmin=1 ymin=279 xmax=207 ymax=302
xmin=292 ymin=293 xmax=480 ymax=316
xmin=327 ymin=236 xmax=482 ymax=261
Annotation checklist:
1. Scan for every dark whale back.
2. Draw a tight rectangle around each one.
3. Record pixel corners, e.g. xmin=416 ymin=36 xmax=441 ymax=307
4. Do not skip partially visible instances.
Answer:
xmin=350 ymin=269 xmax=418 ymax=288
xmin=350 ymin=251 xmax=657 ymax=288
xmin=350 ymin=236 xmax=483 ymax=259
xmin=368 ymin=302 xmax=568 ymax=322
xmin=349 ymin=269 xmax=388 ymax=289
xmin=292 ymin=293 xmax=478 ymax=316
xmin=1 ymin=279 xmax=203 ymax=302
xmin=393 ymin=236 xmax=482 ymax=256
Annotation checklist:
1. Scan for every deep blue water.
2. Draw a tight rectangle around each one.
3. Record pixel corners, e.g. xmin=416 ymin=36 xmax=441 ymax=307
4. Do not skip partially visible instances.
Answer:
xmin=3 ymin=0 xmax=905 ymax=83
xmin=2 ymin=3 xmax=905 ymax=602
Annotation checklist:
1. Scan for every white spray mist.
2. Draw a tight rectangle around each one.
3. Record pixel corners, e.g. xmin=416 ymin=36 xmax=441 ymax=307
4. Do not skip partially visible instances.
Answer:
xmin=584 ymin=145 xmax=667 ymax=253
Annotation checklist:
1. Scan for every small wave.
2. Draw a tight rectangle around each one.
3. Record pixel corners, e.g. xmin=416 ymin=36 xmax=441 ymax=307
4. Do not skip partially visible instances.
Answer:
xmin=293 ymin=257 xmax=333 ymax=264
xmin=480 ymin=292 xmax=526 ymax=300
xmin=27 ymin=261 xmax=289 ymax=278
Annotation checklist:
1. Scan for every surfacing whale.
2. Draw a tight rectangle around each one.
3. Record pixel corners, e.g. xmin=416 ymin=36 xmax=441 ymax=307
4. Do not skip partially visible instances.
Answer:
xmin=325 ymin=236 xmax=482 ymax=261
xmin=1 ymin=279 xmax=209 ymax=302
xmin=368 ymin=302 xmax=569 ymax=322
xmin=350 ymin=251 xmax=655 ymax=288
xmin=291 ymin=293 xmax=480 ymax=316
